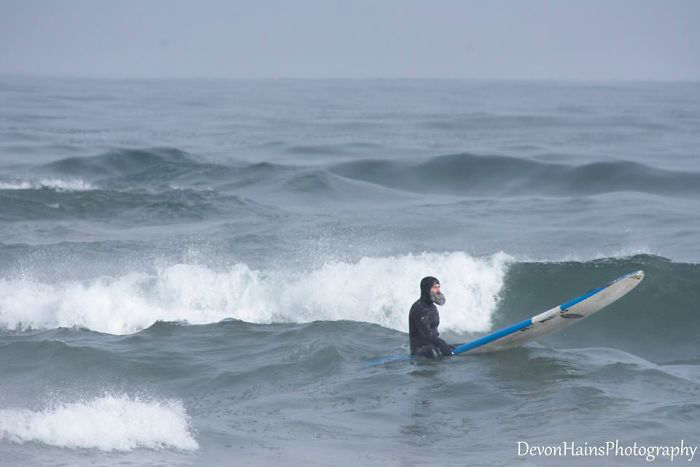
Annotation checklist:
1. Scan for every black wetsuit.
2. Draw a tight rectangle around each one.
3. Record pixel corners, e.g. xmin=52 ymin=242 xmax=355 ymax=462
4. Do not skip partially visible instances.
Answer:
xmin=408 ymin=277 xmax=453 ymax=358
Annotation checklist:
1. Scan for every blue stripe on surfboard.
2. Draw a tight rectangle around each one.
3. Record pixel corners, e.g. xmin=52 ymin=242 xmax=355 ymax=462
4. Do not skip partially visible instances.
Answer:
xmin=451 ymin=318 xmax=533 ymax=355
xmin=557 ymin=270 xmax=640 ymax=311
xmin=559 ymin=286 xmax=605 ymax=311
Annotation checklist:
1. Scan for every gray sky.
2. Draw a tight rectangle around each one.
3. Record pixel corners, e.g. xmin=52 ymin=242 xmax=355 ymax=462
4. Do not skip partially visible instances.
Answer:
xmin=1 ymin=0 xmax=698 ymax=80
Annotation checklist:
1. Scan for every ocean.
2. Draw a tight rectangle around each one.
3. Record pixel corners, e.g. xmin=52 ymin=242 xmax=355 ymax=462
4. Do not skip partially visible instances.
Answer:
xmin=0 ymin=76 xmax=698 ymax=466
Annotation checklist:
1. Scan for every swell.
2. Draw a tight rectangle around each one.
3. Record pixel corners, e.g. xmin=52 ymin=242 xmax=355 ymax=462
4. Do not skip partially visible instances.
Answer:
xmin=15 ymin=148 xmax=412 ymax=208
xmin=16 ymin=148 xmax=700 ymax=204
xmin=330 ymin=153 xmax=700 ymax=198
xmin=0 ymin=186 xmax=259 ymax=223
xmin=39 ymin=147 xmax=202 ymax=179
xmin=30 ymin=147 xmax=241 ymax=193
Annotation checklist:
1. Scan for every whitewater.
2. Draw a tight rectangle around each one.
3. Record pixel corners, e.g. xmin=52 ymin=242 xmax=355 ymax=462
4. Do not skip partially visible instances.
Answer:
xmin=0 ymin=252 xmax=508 ymax=335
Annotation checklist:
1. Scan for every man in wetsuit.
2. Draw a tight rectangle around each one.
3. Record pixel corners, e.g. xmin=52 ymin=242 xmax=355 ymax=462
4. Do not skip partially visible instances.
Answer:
xmin=409 ymin=276 xmax=455 ymax=358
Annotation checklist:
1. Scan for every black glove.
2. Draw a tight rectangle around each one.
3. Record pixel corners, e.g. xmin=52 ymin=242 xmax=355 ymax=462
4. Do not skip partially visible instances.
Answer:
xmin=439 ymin=342 xmax=454 ymax=357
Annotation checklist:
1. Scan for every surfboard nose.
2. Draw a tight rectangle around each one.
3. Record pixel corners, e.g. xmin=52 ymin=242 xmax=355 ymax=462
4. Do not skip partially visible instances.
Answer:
xmin=615 ymin=270 xmax=644 ymax=283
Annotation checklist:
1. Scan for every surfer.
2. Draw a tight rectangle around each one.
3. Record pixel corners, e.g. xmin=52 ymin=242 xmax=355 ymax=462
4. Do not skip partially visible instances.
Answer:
xmin=409 ymin=276 xmax=455 ymax=358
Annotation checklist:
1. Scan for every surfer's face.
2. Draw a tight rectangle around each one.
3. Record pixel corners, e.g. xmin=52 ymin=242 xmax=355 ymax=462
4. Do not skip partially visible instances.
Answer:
xmin=430 ymin=283 xmax=446 ymax=306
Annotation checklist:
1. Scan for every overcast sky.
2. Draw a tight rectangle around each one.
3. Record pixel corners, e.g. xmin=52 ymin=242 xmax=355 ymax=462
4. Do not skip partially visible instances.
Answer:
xmin=1 ymin=0 xmax=698 ymax=81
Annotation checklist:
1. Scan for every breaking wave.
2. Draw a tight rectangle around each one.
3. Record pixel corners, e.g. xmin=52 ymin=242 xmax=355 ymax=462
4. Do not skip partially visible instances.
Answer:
xmin=0 ymin=252 xmax=510 ymax=335
xmin=0 ymin=395 xmax=197 ymax=452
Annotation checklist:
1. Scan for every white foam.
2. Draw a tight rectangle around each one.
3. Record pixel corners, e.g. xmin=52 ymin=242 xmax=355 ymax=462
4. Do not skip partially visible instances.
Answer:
xmin=0 ymin=178 xmax=94 ymax=191
xmin=0 ymin=252 xmax=511 ymax=335
xmin=0 ymin=395 xmax=198 ymax=451
xmin=0 ymin=180 xmax=32 ymax=190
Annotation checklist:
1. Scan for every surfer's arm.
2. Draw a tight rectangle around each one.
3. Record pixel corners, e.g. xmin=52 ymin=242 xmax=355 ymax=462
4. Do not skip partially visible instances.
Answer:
xmin=417 ymin=316 xmax=454 ymax=356
xmin=427 ymin=333 xmax=453 ymax=356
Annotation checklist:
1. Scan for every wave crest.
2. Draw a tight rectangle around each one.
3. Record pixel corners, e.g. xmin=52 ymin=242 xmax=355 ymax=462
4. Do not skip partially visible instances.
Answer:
xmin=40 ymin=147 xmax=199 ymax=179
xmin=0 ymin=395 xmax=198 ymax=451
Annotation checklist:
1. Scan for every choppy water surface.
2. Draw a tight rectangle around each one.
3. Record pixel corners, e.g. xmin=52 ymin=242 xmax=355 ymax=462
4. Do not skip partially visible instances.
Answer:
xmin=1 ymin=77 xmax=699 ymax=466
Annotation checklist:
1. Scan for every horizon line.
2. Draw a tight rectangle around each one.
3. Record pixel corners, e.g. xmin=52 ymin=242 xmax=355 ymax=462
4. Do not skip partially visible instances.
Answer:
xmin=1 ymin=72 xmax=699 ymax=85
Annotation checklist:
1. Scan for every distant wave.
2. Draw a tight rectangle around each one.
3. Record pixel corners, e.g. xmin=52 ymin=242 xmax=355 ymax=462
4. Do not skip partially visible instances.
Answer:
xmin=26 ymin=148 xmax=700 ymax=201
xmin=34 ymin=148 xmax=415 ymax=205
xmin=39 ymin=147 xmax=202 ymax=179
xmin=330 ymin=153 xmax=700 ymax=198
xmin=0 ymin=185 xmax=256 ymax=223
xmin=0 ymin=395 xmax=197 ymax=451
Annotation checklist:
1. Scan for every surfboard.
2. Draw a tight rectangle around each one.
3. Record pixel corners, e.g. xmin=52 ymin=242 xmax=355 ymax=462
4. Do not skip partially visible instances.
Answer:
xmin=452 ymin=269 xmax=644 ymax=355
xmin=367 ymin=270 xmax=644 ymax=366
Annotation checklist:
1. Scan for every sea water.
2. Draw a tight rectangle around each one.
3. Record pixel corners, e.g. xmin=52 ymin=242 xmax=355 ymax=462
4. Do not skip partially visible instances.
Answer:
xmin=1 ymin=77 xmax=699 ymax=466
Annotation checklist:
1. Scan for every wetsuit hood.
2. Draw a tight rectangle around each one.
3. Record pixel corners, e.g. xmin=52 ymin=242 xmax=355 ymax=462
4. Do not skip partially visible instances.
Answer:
xmin=419 ymin=276 xmax=439 ymax=303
